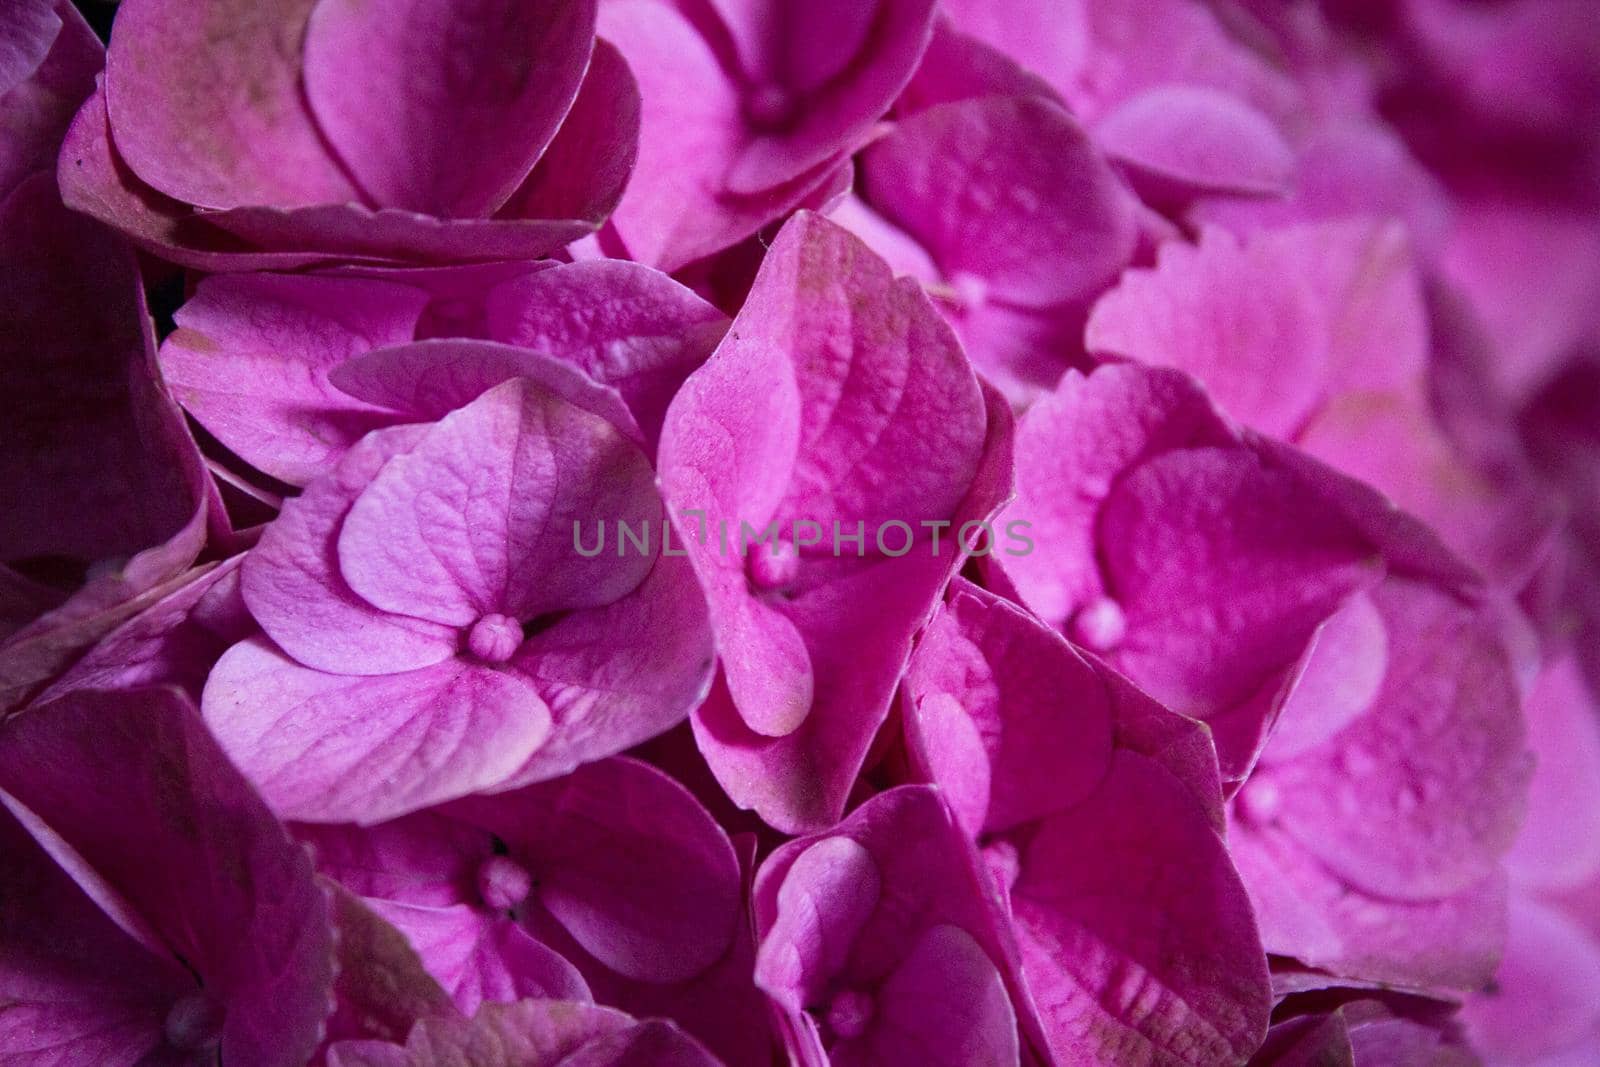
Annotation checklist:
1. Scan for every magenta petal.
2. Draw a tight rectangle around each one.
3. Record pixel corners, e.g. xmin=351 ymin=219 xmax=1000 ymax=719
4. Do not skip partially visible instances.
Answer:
xmin=1010 ymin=750 xmax=1270 ymax=1065
xmin=161 ymin=271 xmax=429 ymax=485
xmin=484 ymin=260 xmax=728 ymax=445
xmin=446 ymin=757 xmax=741 ymax=984
xmin=241 ymin=426 xmax=458 ymax=676
xmin=861 ymin=94 xmax=1137 ymax=309
xmin=1094 ymin=85 xmax=1295 ymax=201
xmin=834 ymin=924 xmax=1019 ymax=1067
xmin=0 ymin=688 xmax=336 ymax=1067
xmin=0 ymin=0 xmax=59 ymax=95
xmin=303 ymin=0 xmax=595 ymax=216
xmin=337 ymin=379 xmax=659 ymax=626
xmin=1506 ymin=656 xmax=1600 ymax=890
xmin=103 ymin=0 xmax=359 ymax=209
xmin=202 ymin=637 xmax=552 ymax=822
xmin=1464 ymin=894 xmax=1600 ymax=1063
xmin=372 ymin=902 xmax=590 ymax=1015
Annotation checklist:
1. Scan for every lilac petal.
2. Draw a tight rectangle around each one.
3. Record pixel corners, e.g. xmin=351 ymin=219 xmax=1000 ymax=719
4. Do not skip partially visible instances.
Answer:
xmin=202 ymin=637 xmax=552 ymax=823
xmin=1095 ymin=86 xmax=1295 ymax=201
xmin=861 ymin=94 xmax=1137 ymax=310
xmin=161 ymin=271 xmax=429 ymax=485
xmin=1010 ymin=750 xmax=1270 ymax=1065
xmin=1251 ymin=1012 xmax=1354 ymax=1067
xmin=446 ymin=757 xmax=741 ymax=984
xmin=1261 ymin=580 xmax=1532 ymax=901
xmin=303 ymin=0 xmax=594 ymax=216
xmin=372 ymin=903 xmax=590 ymax=1016
xmin=903 ymin=581 xmax=1115 ymax=835
xmin=500 ymin=38 xmax=639 ymax=229
xmin=755 ymin=835 xmax=882 ymax=1012
xmin=296 ymin=811 xmax=489 ymax=907
xmin=241 ymin=426 xmax=459 ymax=677
xmin=322 ymin=882 xmax=456 ymax=1047
xmin=722 ymin=0 xmax=937 ymax=196
xmin=0 ymin=687 xmax=336 ymax=1067
xmin=337 ymin=378 xmax=659 ymax=626
xmin=484 ymin=260 xmax=728 ymax=445
xmin=328 ymin=339 xmax=644 ymax=449
xmin=833 ymin=924 xmax=1019 ymax=1067
xmin=0 ymin=803 xmax=192 ymax=1066
xmin=0 ymin=0 xmax=100 ymax=203
xmin=103 ymin=0 xmax=360 ymax=209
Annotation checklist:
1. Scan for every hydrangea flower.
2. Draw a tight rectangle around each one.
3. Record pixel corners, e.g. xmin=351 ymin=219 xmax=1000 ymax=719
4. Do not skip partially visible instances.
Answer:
xmin=658 ymin=211 xmax=1012 ymax=832
xmin=900 ymin=580 xmax=1272 ymax=1065
xmin=58 ymin=0 xmax=637 ymax=269
xmin=203 ymin=376 xmax=714 ymax=823
xmin=752 ymin=785 xmax=1031 ymax=1065
xmin=600 ymin=0 xmax=936 ymax=270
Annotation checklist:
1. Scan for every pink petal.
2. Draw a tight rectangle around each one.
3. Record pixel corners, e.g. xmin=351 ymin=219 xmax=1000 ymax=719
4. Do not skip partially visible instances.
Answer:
xmin=834 ymin=924 xmax=1019 ymax=1067
xmin=0 ymin=0 xmax=100 ymax=203
xmin=161 ymin=271 xmax=429 ymax=485
xmin=903 ymin=581 xmax=1115 ymax=835
xmin=1464 ymin=894 xmax=1600 ymax=1063
xmin=499 ymin=38 xmax=640 ymax=229
xmin=755 ymin=835 xmax=883 ymax=1011
xmin=103 ymin=0 xmax=360 ymax=209
xmin=1096 ymin=446 xmax=1378 ymax=722
xmin=446 ymin=757 xmax=741 ymax=984
xmin=1259 ymin=580 xmax=1531 ymax=901
xmin=337 ymin=378 xmax=658 ymax=626
xmin=0 ymin=802 xmax=192 ymax=1066
xmin=1011 ymin=750 xmax=1270 ymax=1065
xmin=202 ymin=637 xmax=552 ymax=822
xmin=328 ymin=339 xmax=644 ymax=449
xmin=1094 ymin=85 xmax=1295 ymax=201
xmin=497 ymin=551 xmax=715 ymax=787
xmin=722 ymin=0 xmax=937 ymax=196
xmin=321 ymin=883 xmax=455 ymax=1046
xmin=241 ymin=426 xmax=459 ymax=676
xmin=371 ymin=903 xmax=590 ymax=1015
xmin=1263 ymin=592 xmax=1389 ymax=763
xmin=0 ymin=687 xmax=336 ymax=1067
xmin=1506 ymin=657 xmax=1600 ymax=890
xmin=484 ymin=260 xmax=728 ymax=445
xmin=860 ymin=94 xmax=1137 ymax=310
xmin=303 ymin=0 xmax=594 ymax=216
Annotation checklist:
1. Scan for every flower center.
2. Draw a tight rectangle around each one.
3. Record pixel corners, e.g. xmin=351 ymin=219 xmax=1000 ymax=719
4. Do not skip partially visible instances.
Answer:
xmin=824 ymin=988 xmax=875 ymax=1041
xmin=744 ymin=82 xmax=797 ymax=130
xmin=163 ymin=992 xmax=223 ymax=1052
xmin=466 ymin=613 xmax=523 ymax=663
xmin=477 ymin=854 xmax=533 ymax=912
xmin=1068 ymin=597 xmax=1127 ymax=652
xmin=746 ymin=538 xmax=801 ymax=593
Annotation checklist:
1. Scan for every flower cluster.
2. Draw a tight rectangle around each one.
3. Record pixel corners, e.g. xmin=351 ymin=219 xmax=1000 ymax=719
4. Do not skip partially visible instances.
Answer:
xmin=2 ymin=0 xmax=1597 ymax=1064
